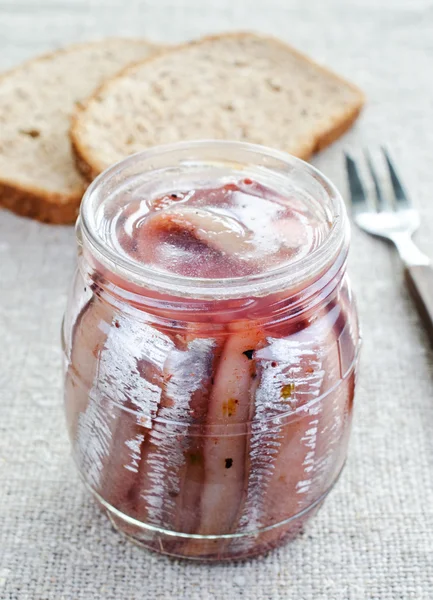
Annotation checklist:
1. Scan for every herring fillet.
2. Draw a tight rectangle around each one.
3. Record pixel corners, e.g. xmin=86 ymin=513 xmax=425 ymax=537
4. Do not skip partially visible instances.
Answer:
xmin=90 ymin=313 xmax=174 ymax=511
xmin=132 ymin=335 xmax=218 ymax=533
xmin=238 ymin=332 xmax=326 ymax=535
xmin=72 ymin=308 xmax=175 ymax=511
xmin=195 ymin=327 xmax=265 ymax=536
xmin=64 ymin=287 xmax=113 ymax=449
xmin=240 ymin=296 xmax=357 ymax=552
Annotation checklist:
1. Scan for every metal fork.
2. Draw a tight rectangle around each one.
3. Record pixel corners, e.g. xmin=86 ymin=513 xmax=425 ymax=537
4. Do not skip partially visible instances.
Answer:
xmin=345 ymin=148 xmax=433 ymax=343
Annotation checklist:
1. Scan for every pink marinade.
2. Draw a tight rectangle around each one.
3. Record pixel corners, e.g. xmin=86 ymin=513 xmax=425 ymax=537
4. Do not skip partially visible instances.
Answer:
xmin=65 ymin=179 xmax=357 ymax=559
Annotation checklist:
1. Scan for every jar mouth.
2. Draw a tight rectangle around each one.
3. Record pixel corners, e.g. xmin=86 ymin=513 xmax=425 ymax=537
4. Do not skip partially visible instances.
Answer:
xmin=79 ymin=140 xmax=349 ymax=300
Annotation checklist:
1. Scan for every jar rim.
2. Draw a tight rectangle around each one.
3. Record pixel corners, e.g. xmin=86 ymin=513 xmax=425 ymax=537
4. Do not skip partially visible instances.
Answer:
xmin=79 ymin=140 xmax=349 ymax=300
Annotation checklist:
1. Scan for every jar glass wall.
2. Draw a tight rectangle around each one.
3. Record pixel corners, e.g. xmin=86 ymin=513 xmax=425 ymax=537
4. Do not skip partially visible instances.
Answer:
xmin=62 ymin=141 xmax=360 ymax=561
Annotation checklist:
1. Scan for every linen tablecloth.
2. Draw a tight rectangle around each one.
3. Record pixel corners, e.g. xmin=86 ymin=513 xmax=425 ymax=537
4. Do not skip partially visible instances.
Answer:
xmin=1 ymin=0 xmax=433 ymax=598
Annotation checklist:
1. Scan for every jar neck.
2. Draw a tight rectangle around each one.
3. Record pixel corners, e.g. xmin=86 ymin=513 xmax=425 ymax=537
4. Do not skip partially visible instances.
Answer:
xmin=78 ymin=141 xmax=349 ymax=304
xmin=78 ymin=236 xmax=349 ymax=328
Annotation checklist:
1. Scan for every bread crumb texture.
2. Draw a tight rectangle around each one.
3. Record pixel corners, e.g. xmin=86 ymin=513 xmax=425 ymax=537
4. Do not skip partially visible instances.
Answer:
xmin=72 ymin=32 xmax=365 ymax=180
xmin=0 ymin=39 xmax=161 ymax=223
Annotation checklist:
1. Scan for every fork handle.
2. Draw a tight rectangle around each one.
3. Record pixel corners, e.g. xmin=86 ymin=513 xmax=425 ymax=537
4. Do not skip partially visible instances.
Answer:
xmin=405 ymin=265 xmax=433 ymax=343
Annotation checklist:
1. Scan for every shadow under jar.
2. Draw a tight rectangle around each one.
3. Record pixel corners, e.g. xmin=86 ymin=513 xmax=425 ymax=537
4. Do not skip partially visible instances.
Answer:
xmin=62 ymin=140 xmax=360 ymax=561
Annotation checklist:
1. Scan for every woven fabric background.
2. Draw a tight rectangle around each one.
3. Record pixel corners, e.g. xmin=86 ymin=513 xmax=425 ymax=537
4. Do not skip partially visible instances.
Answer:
xmin=1 ymin=0 xmax=433 ymax=598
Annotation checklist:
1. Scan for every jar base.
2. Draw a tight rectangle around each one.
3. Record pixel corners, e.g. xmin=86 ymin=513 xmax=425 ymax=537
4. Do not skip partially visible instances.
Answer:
xmin=105 ymin=504 xmax=317 ymax=561
xmin=83 ymin=472 xmax=343 ymax=561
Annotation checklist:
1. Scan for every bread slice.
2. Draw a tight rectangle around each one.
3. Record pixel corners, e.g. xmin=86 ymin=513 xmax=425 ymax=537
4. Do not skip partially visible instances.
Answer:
xmin=0 ymin=39 xmax=163 ymax=223
xmin=71 ymin=32 xmax=365 ymax=182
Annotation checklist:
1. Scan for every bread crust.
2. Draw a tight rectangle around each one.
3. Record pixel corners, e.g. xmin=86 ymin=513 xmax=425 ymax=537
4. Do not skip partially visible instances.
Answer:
xmin=0 ymin=38 xmax=162 ymax=224
xmin=0 ymin=180 xmax=81 ymax=224
xmin=71 ymin=31 xmax=365 ymax=182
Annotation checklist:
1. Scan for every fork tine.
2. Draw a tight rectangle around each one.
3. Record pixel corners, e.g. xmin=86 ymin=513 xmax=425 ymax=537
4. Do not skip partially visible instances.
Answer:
xmin=345 ymin=153 xmax=368 ymax=214
xmin=364 ymin=150 xmax=385 ymax=211
xmin=382 ymin=147 xmax=410 ymax=208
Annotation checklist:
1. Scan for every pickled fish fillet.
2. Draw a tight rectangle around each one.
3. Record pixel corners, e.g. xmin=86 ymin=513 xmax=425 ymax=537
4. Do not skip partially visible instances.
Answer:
xmin=195 ymin=327 xmax=264 ymax=536
xmin=142 ymin=206 xmax=253 ymax=255
xmin=75 ymin=310 xmax=174 ymax=508
xmin=134 ymin=336 xmax=217 ymax=531
xmin=239 ymin=329 xmax=326 ymax=534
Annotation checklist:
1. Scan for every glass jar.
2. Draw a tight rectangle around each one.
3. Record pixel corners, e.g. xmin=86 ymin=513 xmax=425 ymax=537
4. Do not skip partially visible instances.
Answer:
xmin=62 ymin=141 xmax=360 ymax=561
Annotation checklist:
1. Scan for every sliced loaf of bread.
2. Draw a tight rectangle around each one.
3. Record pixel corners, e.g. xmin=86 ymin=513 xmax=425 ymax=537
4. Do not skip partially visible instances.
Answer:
xmin=71 ymin=32 xmax=365 ymax=182
xmin=0 ymin=39 xmax=162 ymax=223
